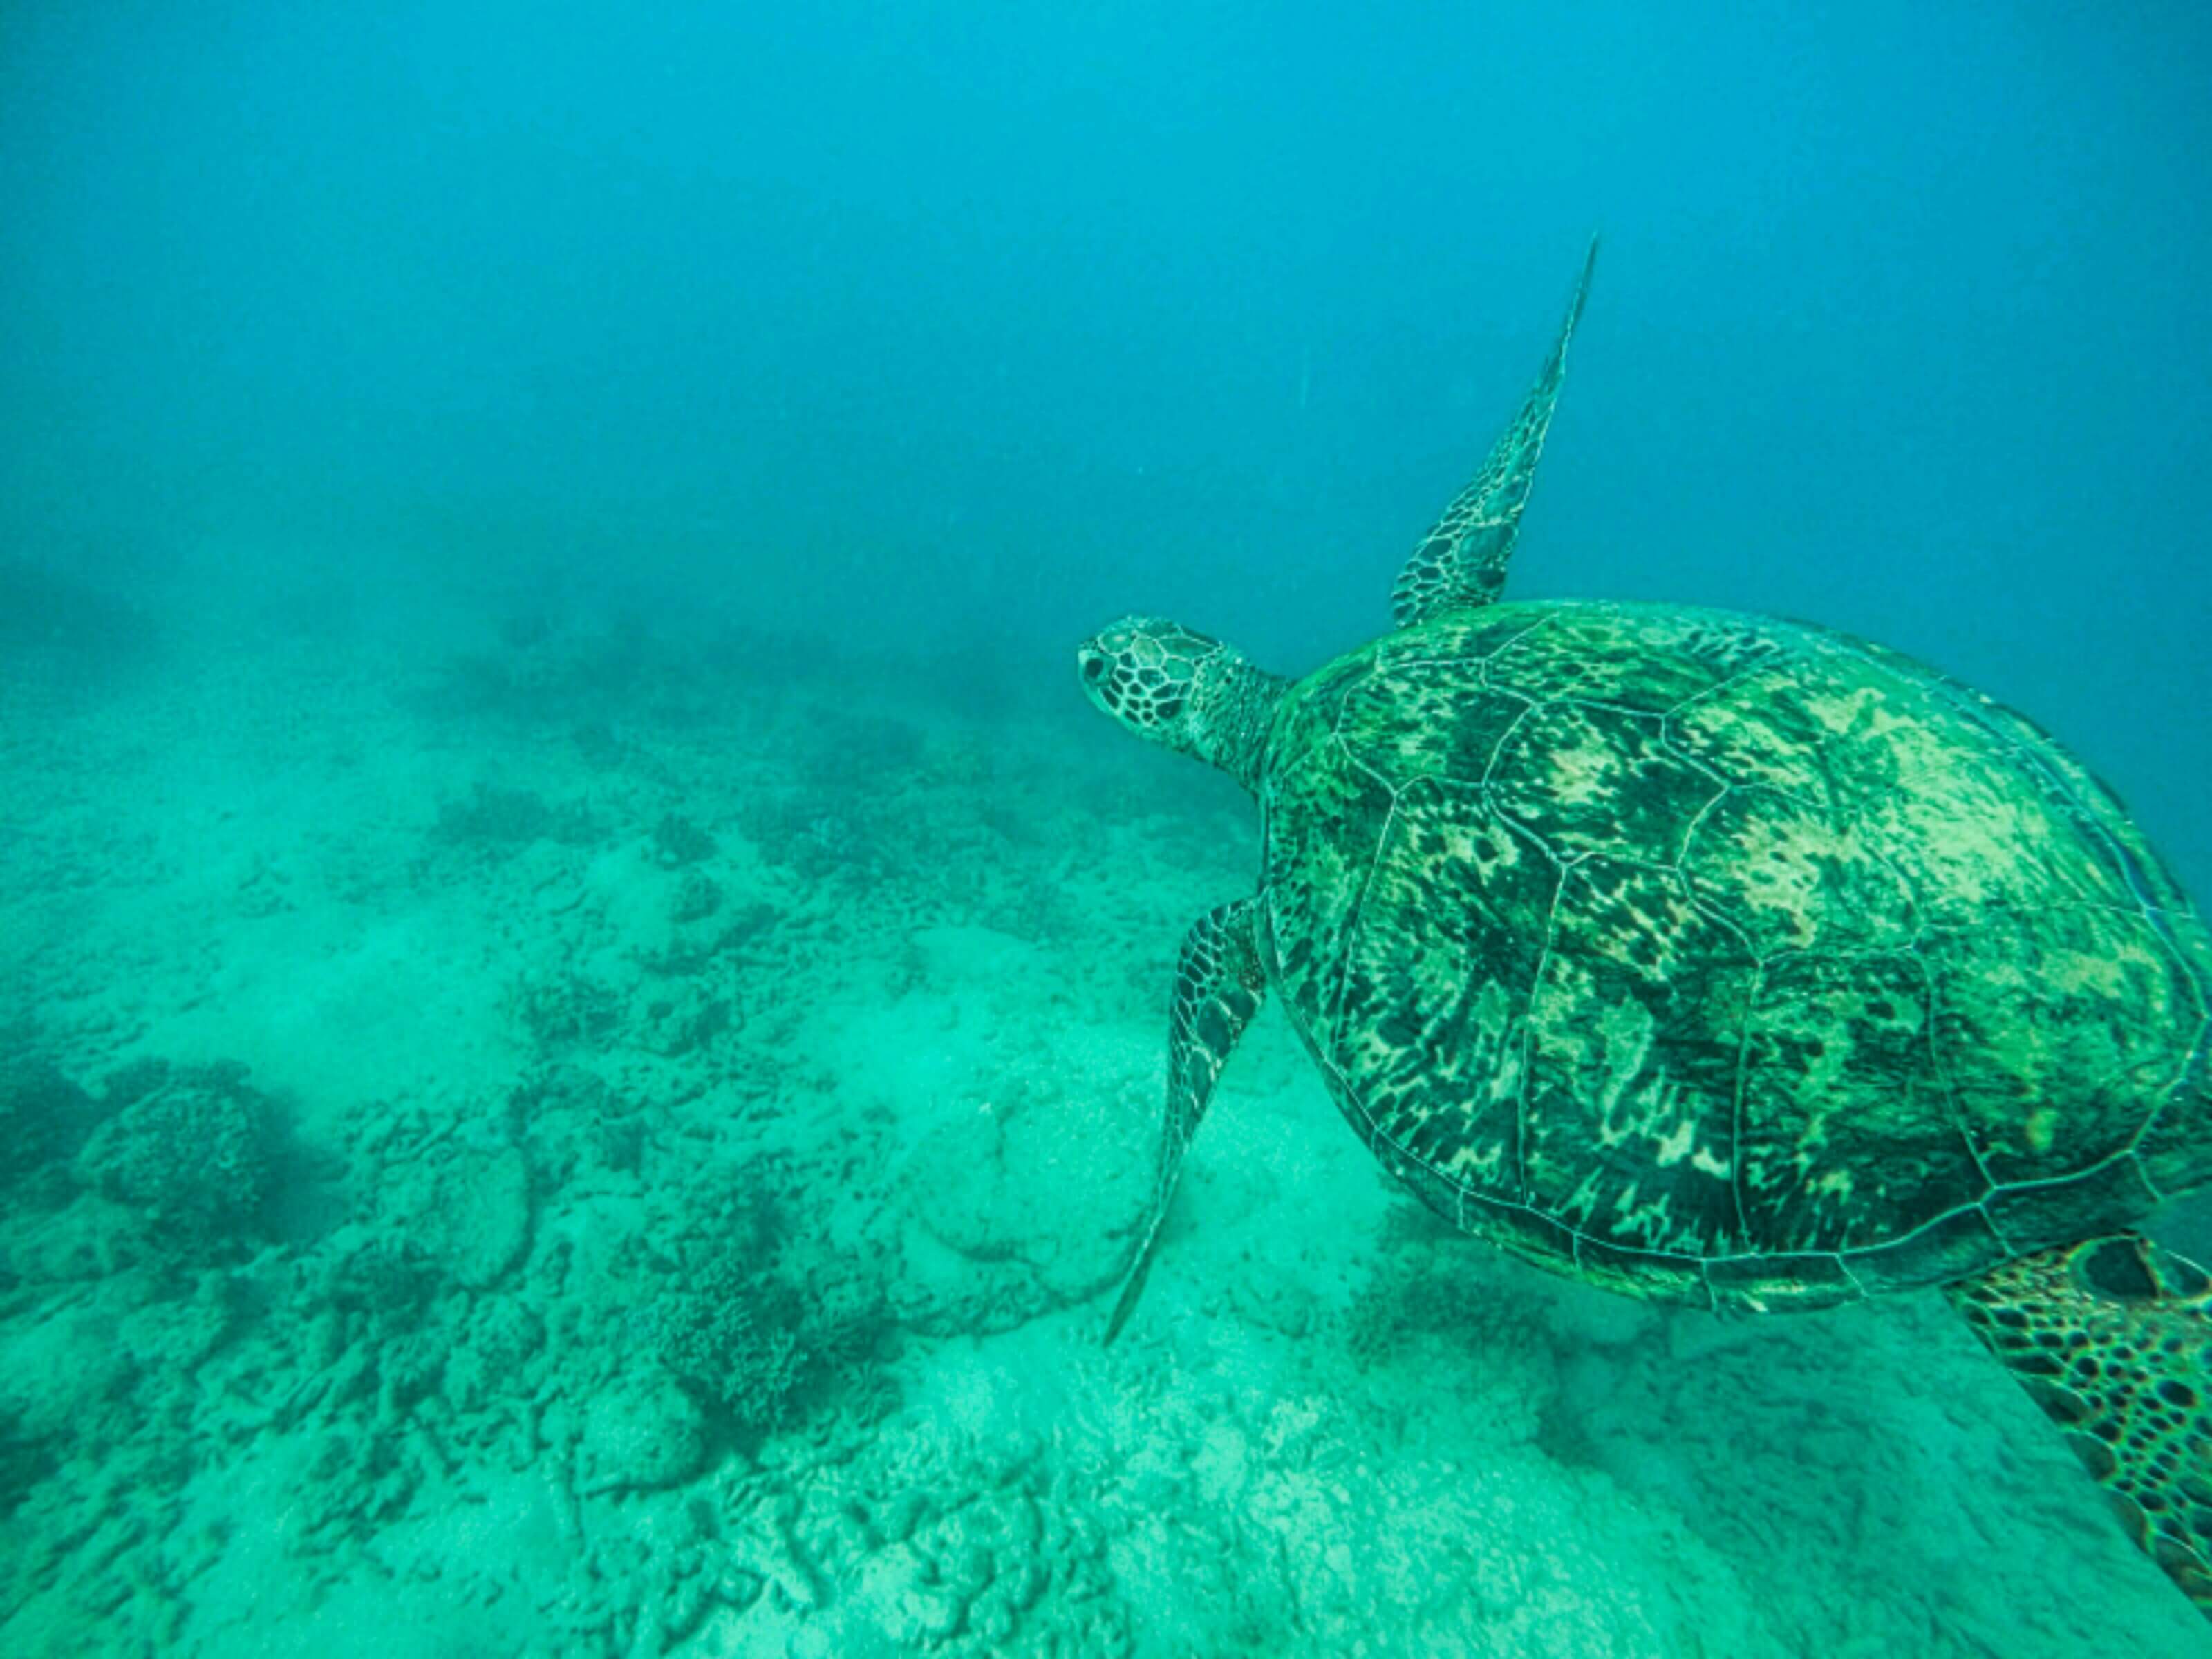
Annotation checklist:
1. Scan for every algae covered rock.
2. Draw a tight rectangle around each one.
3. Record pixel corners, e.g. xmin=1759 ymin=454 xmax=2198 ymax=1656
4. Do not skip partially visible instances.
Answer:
xmin=442 ymin=1294 xmax=546 ymax=1413
xmin=422 ymin=1143 xmax=534 ymax=1289
xmin=368 ymin=1109 xmax=536 ymax=1292
xmin=76 ymin=1061 xmax=274 ymax=1253
xmin=579 ymin=1370 xmax=707 ymax=1494
xmin=892 ymin=1084 xmax=1149 ymax=1335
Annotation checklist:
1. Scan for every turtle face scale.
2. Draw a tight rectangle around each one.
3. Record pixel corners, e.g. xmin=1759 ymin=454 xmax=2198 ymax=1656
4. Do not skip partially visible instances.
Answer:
xmin=1077 ymin=617 xmax=1283 ymax=791
xmin=1077 ymin=615 xmax=1217 ymax=739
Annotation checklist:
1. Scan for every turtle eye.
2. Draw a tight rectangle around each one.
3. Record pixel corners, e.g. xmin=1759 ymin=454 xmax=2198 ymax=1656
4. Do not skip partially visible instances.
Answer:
xmin=1082 ymin=654 xmax=1107 ymax=683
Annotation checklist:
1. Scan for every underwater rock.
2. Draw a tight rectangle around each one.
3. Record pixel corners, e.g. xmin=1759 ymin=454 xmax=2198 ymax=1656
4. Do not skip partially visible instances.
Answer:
xmin=120 ymin=1271 xmax=240 ymax=1375
xmin=378 ymin=1127 xmax=534 ymax=1292
xmin=0 ymin=1060 xmax=102 ymax=1191
xmin=0 ymin=1402 xmax=54 ymax=1520
xmin=892 ymin=1091 xmax=1148 ymax=1335
xmin=294 ymin=1419 xmax=424 ymax=1552
xmin=579 ymin=1371 xmax=707 ymax=1494
xmin=668 ymin=868 xmax=722 ymax=924
xmin=637 ymin=982 xmax=731 ymax=1058
xmin=435 ymin=1143 xmax=534 ymax=1290
xmin=508 ymin=968 xmax=625 ymax=1051
xmin=75 ymin=1062 xmax=274 ymax=1255
xmin=431 ymin=780 xmax=599 ymax=850
xmin=650 ymin=812 xmax=718 ymax=868
xmin=441 ymin=1294 xmax=545 ymax=1414
xmin=748 ymin=1425 xmax=1131 ymax=1658
xmin=321 ymin=1228 xmax=440 ymax=1324
xmin=505 ymin=1064 xmax=657 ymax=1183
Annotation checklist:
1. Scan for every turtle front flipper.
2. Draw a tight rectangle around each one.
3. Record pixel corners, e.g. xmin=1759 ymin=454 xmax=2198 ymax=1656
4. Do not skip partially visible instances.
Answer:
xmin=1103 ymin=894 xmax=1268 ymax=1344
xmin=1390 ymin=235 xmax=1597 ymax=631
xmin=1948 ymin=1235 xmax=2212 ymax=1616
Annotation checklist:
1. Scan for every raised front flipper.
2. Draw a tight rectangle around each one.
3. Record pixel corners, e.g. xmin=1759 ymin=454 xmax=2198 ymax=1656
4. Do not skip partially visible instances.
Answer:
xmin=1389 ymin=236 xmax=1597 ymax=630
xmin=1948 ymin=1235 xmax=2212 ymax=1617
xmin=1103 ymin=894 xmax=1268 ymax=1344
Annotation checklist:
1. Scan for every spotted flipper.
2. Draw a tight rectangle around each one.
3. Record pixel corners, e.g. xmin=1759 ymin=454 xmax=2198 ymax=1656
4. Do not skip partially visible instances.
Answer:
xmin=1103 ymin=894 xmax=1268 ymax=1344
xmin=1948 ymin=1235 xmax=2212 ymax=1616
xmin=1389 ymin=236 xmax=1598 ymax=631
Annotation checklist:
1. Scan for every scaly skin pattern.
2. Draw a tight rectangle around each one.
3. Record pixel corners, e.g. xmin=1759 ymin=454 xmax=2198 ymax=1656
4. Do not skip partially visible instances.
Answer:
xmin=1949 ymin=1235 xmax=2212 ymax=1613
xmin=1259 ymin=599 xmax=2212 ymax=1311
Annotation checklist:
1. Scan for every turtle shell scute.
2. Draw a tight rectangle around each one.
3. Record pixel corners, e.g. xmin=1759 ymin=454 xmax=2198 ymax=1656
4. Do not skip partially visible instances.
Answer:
xmin=1259 ymin=600 xmax=2212 ymax=1308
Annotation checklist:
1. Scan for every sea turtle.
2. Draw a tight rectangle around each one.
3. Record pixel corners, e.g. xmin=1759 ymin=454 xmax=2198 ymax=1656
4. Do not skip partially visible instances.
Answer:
xmin=1076 ymin=240 xmax=2212 ymax=1617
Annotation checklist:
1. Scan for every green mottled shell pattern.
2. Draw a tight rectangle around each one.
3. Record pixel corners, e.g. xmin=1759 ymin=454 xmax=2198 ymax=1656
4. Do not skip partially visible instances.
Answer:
xmin=1260 ymin=600 xmax=2212 ymax=1311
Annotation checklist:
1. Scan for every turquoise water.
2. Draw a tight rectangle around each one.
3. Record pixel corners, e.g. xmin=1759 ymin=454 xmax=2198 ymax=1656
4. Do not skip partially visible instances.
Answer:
xmin=3 ymin=4 xmax=2210 ymax=1654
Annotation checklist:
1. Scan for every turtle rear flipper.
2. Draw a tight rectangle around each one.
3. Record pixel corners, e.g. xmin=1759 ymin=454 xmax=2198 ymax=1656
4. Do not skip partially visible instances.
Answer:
xmin=1103 ymin=894 xmax=1268 ymax=1344
xmin=1949 ymin=1235 xmax=2212 ymax=1615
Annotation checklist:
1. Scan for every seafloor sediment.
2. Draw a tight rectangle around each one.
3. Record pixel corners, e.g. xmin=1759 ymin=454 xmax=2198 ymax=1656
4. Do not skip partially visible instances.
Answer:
xmin=1 ymin=612 xmax=2202 ymax=1658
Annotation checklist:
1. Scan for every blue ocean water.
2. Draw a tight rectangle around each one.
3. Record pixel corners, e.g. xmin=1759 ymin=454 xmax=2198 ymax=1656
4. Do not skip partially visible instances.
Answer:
xmin=3 ymin=3 xmax=2210 ymax=1655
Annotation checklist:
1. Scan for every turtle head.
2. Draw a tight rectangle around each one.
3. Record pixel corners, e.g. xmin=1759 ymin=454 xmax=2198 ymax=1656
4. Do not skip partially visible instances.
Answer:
xmin=1077 ymin=616 xmax=1281 ymax=792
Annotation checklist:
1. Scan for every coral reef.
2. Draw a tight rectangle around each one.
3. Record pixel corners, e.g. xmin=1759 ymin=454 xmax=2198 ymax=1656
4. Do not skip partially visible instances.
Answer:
xmin=629 ymin=1165 xmax=897 ymax=1444
xmin=75 ymin=1062 xmax=275 ymax=1257
xmin=657 ymin=1278 xmax=807 ymax=1435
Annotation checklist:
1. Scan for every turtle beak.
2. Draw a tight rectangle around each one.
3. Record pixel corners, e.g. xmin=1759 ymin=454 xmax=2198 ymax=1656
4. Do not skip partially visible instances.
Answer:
xmin=1076 ymin=642 xmax=1112 ymax=709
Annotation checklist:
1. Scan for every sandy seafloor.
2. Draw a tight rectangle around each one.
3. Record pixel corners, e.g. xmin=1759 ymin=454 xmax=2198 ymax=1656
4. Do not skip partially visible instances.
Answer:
xmin=3 ymin=607 xmax=2208 ymax=1659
